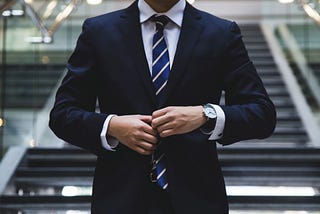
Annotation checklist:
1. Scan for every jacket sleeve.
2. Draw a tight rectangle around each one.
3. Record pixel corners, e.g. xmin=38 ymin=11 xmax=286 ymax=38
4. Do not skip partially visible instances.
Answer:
xmin=49 ymin=19 xmax=108 ymax=155
xmin=219 ymin=22 xmax=276 ymax=145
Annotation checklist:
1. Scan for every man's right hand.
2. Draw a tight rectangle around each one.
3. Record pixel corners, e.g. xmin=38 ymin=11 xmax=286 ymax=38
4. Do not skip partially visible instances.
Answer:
xmin=107 ymin=115 xmax=159 ymax=155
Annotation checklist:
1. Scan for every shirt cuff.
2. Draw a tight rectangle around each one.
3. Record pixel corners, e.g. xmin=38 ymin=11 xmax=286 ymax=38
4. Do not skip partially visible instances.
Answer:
xmin=208 ymin=104 xmax=225 ymax=140
xmin=100 ymin=114 xmax=119 ymax=151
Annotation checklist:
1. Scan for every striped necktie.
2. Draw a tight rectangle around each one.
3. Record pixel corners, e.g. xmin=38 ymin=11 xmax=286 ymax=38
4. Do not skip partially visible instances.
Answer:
xmin=152 ymin=15 xmax=170 ymax=190
xmin=152 ymin=15 xmax=170 ymax=102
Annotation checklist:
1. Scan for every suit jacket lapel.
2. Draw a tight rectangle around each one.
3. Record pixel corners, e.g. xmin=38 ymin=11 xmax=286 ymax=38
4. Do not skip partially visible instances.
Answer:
xmin=117 ymin=2 xmax=204 ymax=108
xmin=158 ymin=4 xmax=204 ymax=108
xmin=118 ymin=2 xmax=158 ymax=107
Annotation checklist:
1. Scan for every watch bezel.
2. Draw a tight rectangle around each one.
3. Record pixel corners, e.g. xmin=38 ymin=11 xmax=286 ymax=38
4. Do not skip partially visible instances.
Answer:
xmin=201 ymin=104 xmax=217 ymax=134
xmin=203 ymin=104 xmax=217 ymax=120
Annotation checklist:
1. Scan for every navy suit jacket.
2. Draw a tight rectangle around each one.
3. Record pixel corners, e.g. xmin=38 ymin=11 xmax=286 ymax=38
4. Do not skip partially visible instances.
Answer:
xmin=49 ymin=1 xmax=276 ymax=213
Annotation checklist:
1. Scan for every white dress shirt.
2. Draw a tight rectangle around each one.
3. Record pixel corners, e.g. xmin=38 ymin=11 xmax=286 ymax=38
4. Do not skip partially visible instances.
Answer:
xmin=100 ymin=0 xmax=225 ymax=151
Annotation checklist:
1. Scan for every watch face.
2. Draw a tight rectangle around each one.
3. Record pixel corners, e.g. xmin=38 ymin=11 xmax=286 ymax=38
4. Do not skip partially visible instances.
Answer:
xmin=207 ymin=110 xmax=216 ymax=118
xmin=204 ymin=105 xmax=217 ymax=119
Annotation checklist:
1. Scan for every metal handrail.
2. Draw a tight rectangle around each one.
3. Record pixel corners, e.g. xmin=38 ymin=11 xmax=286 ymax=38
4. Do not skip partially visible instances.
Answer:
xmin=48 ymin=0 xmax=81 ymax=36
xmin=21 ymin=0 xmax=81 ymax=43
xmin=2 ymin=0 xmax=81 ymax=43
xmin=262 ymin=23 xmax=320 ymax=147
xmin=298 ymin=0 xmax=320 ymax=25
xmin=20 ymin=0 xmax=51 ymax=38
xmin=0 ymin=0 xmax=17 ymax=15
xmin=277 ymin=24 xmax=320 ymax=106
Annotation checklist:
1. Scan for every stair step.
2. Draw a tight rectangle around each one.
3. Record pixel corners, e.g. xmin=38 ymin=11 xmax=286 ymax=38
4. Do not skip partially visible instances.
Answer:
xmin=225 ymin=176 xmax=320 ymax=186
xmin=261 ymin=78 xmax=285 ymax=86
xmin=0 ymin=196 xmax=91 ymax=210
xmin=14 ymin=177 xmax=93 ymax=187
xmin=245 ymin=44 xmax=270 ymax=50
xmin=1 ymin=195 xmax=319 ymax=211
xmin=25 ymin=156 xmax=96 ymax=168
xmin=16 ymin=167 xmax=94 ymax=177
xmin=247 ymin=49 xmax=272 ymax=54
xmin=228 ymin=196 xmax=320 ymax=211
xmin=248 ymin=52 xmax=274 ymax=58
xmin=5 ymin=88 xmax=53 ymax=96
xmin=253 ymin=61 xmax=276 ymax=67
xmin=5 ymin=79 xmax=58 ymax=87
xmin=4 ymin=99 xmax=46 ymax=108
xmin=242 ymin=32 xmax=264 ymax=37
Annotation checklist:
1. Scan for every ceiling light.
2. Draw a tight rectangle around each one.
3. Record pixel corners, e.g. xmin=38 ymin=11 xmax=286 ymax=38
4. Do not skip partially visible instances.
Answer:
xmin=11 ymin=10 xmax=24 ymax=16
xmin=26 ymin=36 xmax=53 ymax=44
xmin=0 ymin=118 xmax=5 ymax=127
xmin=2 ymin=10 xmax=11 ymax=17
xmin=278 ymin=0 xmax=294 ymax=3
xmin=2 ymin=9 xmax=24 ymax=17
xmin=62 ymin=186 xmax=92 ymax=196
xmin=87 ymin=0 xmax=102 ymax=5
xmin=29 ymin=139 xmax=37 ymax=147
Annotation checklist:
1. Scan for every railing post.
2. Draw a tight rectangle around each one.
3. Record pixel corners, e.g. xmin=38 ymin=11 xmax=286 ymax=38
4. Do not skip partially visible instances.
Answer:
xmin=0 ymin=16 xmax=8 ymax=158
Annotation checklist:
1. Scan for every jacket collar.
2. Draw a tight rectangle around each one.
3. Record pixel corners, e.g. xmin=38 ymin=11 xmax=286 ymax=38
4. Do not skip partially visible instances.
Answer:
xmin=119 ymin=2 xmax=204 ymax=108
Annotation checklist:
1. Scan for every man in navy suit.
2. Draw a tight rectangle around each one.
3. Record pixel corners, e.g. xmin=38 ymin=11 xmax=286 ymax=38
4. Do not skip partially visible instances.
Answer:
xmin=49 ymin=0 xmax=276 ymax=213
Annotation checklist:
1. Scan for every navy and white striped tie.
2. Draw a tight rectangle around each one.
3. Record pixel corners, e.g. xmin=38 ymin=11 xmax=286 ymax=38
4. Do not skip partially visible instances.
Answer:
xmin=152 ymin=15 xmax=170 ymax=190
xmin=152 ymin=15 xmax=170 ymax=102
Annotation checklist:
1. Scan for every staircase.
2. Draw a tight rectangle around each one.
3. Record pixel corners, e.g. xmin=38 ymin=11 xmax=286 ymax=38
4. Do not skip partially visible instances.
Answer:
xmin=288 ymin=62 xmax=319 ymax=109
xmin=1 ymin=147 xmax=320 ymax=212
xmin=284 ymin=24 xmax=320 ymax=109
xmin=238 ymin=25 xmax=309 ymax=145
xmin=3 ymin=64 xmax=65 ymax=109
xmin=310 ymin=63 xmax=320 ymax=85
xmin=1 ymin=64 xmax=65 ymax=148
xmin=1 ymin=25 xmax=319 ymax=213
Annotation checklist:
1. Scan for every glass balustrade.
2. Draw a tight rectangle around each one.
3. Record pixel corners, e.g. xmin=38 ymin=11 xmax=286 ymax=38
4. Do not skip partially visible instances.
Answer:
xmin=0 ymin=14 xmax=4 ymax=159
xmin=0 ymin=0 xmax=320 ymax=159
xmin=273 ymin=0 xmax=320 ymax=111
xmin=0 ymin=0 xmax=125 ymax=161
xmin=0 ymin=0 xmax=83 ymax=160
xmin=0 ymin=1 xmax=320 ymax=213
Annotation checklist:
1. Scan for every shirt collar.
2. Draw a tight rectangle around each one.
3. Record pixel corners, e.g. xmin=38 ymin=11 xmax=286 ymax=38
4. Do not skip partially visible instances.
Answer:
xmin=138 ymin=0 xmax=186 ymax=27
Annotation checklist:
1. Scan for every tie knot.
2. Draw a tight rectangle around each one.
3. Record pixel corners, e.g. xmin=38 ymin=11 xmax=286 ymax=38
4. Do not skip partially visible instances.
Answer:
xmin=152 ymin=15 xmax=169 ymax=31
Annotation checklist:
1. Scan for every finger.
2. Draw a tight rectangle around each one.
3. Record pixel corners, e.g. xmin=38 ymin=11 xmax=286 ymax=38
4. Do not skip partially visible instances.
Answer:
xmin=152 ymin=107 xmax=170 ymax=119
xmin=159 ymin=129 xmax=175 ymax=138
xmin=152 ymin=113 xmax=172 ymax=129
xmin=136 ymin=141 xmax=157 ymax=151
xmin=135 ymin=146 xmax=153 ymax=155
xmin=139 ymin=115 xmax=152 ymax=124
xmin=141 ymin=132 xmax=159 ymax=144
xmin=156 ymin=122 xmax=175 ymax=133
xmin=143 ymin=124 xmax=158 ymax=136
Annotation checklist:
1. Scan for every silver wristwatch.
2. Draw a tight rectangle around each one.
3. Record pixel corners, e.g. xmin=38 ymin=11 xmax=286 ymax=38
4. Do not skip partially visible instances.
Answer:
xmin=202 ymin=104 xmax=217 ymax=133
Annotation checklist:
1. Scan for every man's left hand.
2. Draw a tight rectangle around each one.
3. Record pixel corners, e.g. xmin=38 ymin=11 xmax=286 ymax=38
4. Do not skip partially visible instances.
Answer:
xmin=151 ymin=106 xmax=207 ymax=137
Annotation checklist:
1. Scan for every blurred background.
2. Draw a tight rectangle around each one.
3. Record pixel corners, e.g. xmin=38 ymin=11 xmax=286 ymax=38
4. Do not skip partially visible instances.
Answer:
xmin=0 ymin=0 xmax=320 ymax=213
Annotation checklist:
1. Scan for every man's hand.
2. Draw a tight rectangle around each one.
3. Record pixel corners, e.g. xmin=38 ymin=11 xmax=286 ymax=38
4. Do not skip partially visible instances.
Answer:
xmin=152 ymin=106 xmax=207 ymax=137
xmin=108 ymin=115 xmax=158 ymax=155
